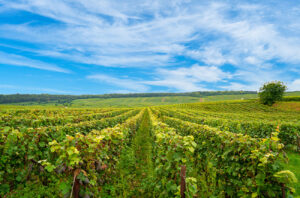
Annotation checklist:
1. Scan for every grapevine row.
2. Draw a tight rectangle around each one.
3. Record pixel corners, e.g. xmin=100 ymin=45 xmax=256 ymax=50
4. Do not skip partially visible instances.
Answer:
xmin=153 ymin=108 xmax=294 ymax=197
xmin=0 ymin=109 xmax=143 ymax=197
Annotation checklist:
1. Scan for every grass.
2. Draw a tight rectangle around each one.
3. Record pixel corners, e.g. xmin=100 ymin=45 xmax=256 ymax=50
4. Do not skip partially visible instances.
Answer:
xmin=132 ymin=110 xmax=153 ymax=192
xmin=71 ymin=96 xmax=203 ymax=107
xmin=274 ymin=102 xmax=300 ymax=112
xmin=0 ymin=104 xmax=67 ymax=110
xmin=286 ymin=91 xmax=300 ymax=96
xmin=204 ymin=94 xmax=258 ymax=101
xmin=70 ymin=92 xmax=300 ymax=107
xmin=285 ymin=152 xmax=300 ymax=197
xmin=71 ymin=96 xmax=251 ymax=107
xmin=116 ymin=110 xmax=154 ymax=197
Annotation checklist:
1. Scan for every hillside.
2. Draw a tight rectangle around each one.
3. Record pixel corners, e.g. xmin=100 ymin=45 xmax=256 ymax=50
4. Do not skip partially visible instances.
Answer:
xmin=70 ymin=92 xmax=299 ymax=107
xmin=71 ymin=96 xmax=203 ymax=107
xmin=3 ymin=91 xmax=299 ymax=107
xmin=0 ymin=91 xmax=257 ymax=104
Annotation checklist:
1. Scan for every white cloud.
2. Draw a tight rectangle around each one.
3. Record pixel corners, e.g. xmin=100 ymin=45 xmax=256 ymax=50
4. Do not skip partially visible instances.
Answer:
xmin=289 ymin=79 xmax=300 ymax=91
xmin=220 ymin=67 xmax=289 ymax=91
xmin=145 ymin=64 xmax=230 ymax=91
xmin=3 ymin=1 xmax=299 ymax=69
xmin=87 ymin=74 xmax=149 ymax=92
xmin=87 ymin=65 xmax=230 ymax=92
xmin=0 ymin=84 xmax=71 ymax=94
xmin=0 ymin=51 xmax=70 ymax=73
xmin=220 ymin=82 xmax=259 ymax=91
xmin=186 ymin=47 xmax=230 ymax=66
xmin=145 ymin=79 xmax=205 ymax=92
xmin=224 ymin=78 xmax=300 ymax=92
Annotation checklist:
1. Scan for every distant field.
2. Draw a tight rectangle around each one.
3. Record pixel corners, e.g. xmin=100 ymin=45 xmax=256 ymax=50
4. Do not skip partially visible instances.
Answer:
xmin=71 ymin=95 xmax=256 ymax=107
xmin=203 ymin=93 xmax=257 ymax=101
xmin=286 ymin=91 xmax=300 ymax=96
xmin=70 ymin=92 xmax=300 ymax=107
xmin=1 ymin=91 xmax=300 ymax=107
xmin=71 ymin=96 xmax=202 ymax=107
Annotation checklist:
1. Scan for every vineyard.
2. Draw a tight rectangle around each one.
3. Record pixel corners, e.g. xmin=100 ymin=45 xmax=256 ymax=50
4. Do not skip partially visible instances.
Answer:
xmin=0 ymin=100 xmax=299 ymax=197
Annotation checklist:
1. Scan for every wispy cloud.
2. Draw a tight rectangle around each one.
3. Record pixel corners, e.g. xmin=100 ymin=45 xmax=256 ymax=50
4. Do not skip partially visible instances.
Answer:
xmin=145 ymin=64 xmax=231 ymax=92
xmin=87 ymin=65 xmax=231 ymax=92
xmin=0 ymin=51 xmax=70 ymax=73
xmin=3 ymin=1 xmax=300 ymax=69
xmin=0 ymin=84 xmax=72 ymax=94
xmin=220 ymin=67 xmax=286 ymax=91
xmin=289 ymin=79 xmax=300 ymax=91
xmin=87 ymin=74 xmax=149 ymax=92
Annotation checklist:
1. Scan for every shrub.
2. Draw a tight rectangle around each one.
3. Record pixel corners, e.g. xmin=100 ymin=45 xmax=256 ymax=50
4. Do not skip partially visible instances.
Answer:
xmin=259 ymin=81 xmax=287 ymax=105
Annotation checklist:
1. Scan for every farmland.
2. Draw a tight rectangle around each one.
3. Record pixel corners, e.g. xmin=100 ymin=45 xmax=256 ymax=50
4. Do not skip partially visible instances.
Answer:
xmin=0 ymin=99 xmax=299 ymax=197
xmin=5 ymin=91 xmax=300 ymax=108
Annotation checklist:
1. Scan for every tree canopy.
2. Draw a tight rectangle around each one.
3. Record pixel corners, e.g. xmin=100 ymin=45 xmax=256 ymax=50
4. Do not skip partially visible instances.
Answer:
xmin=259 ymin=81 xmax=287 ymax=106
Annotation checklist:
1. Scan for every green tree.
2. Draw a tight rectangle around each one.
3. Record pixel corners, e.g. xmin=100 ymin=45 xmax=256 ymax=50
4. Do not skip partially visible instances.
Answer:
xmin=259 ymin=81 xmax=287 ymax=105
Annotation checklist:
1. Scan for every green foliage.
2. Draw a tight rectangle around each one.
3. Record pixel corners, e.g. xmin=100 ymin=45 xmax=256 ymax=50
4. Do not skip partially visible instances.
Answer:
xmin=158 ymin=114 xmax=289 ymax=196
xmin=157 ymin=106 xmax=300 ymax=148
xmin=259 ymin=81 xmax=287 ymax=105
xmin=4 ymin=182 xmax=60 ymax=198
xmin=149 ymin=110 xmax=198 ymax=197
xmin=274 ymin=170 xmax=298 ymax=184
xmin=0 ymin=108 xmax=143 ymax=197
xmin=284 ymin=152 xmax=300 ymax=196
xmin=0 ymin=100 xmax=298 ymax=197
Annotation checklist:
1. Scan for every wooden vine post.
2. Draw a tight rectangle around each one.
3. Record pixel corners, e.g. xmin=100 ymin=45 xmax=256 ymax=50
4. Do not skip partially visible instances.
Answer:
xmin=281 ymin=183 xmax=286 ymax=198
xmin=73 ymin=177 xmax=80 ymax=198
xmin=71 ymin=169 xmax=81 ymax=198
xmin=180 ymin=165 xmax=186 ymax=198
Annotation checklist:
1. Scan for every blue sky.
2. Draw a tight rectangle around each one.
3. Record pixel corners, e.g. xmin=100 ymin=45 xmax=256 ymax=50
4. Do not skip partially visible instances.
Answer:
xmin=0 ymin=0 xmax=300 ymax=94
